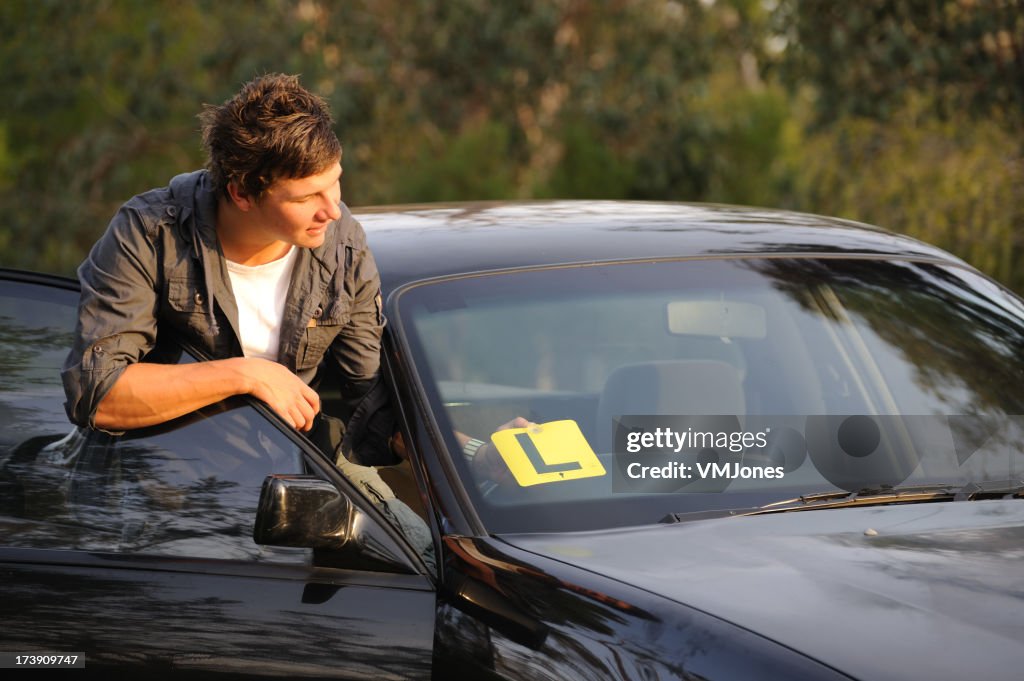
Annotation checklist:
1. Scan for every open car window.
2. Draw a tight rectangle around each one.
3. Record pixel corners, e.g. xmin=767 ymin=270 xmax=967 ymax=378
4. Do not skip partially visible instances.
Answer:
xmin=0 ymin=277 xmax=308 ymax=562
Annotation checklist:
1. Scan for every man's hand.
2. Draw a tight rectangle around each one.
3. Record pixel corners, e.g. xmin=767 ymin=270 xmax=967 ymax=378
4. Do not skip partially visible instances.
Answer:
xmin=242 ymin=357 xmax=321 ymax=431
xmin=473 ymin=416 xmax=536 ymax=483
xmin=495 ymin=416 xmax=533 ymax=432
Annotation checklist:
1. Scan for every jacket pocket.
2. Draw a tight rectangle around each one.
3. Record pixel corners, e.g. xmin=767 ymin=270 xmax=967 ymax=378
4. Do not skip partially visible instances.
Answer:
xmin=167 ymin=277 xmax=206 ymax=311
xmin=165 ymin=276 xmax=209 ymax=335
xmin=297 ymin=298 xmax=351 ymax=370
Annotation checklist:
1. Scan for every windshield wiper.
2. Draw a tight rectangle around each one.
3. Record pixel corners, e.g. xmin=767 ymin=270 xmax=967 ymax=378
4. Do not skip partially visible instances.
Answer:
xmin=659 ymin=480 xmax=1024 ymax=524
xmin=744 ymin=480 xmax=1024 ymax=516
xmin=952 ymin=479 xmax=1024 ymax=501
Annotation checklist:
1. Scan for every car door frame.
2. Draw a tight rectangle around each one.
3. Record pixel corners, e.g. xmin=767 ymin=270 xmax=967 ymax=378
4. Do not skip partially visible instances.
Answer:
xmin=0 ymin=269 xmax=438 ymax=679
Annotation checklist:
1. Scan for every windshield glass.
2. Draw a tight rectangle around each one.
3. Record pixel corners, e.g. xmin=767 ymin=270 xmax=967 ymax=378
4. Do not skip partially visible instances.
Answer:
xmin=395 ymin=257 xmax=1024 ymax=533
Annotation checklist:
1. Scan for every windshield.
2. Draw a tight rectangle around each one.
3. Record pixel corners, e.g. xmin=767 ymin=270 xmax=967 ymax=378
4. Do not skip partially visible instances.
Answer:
xmin=395 ymin=257 xmax=1024 ymax=533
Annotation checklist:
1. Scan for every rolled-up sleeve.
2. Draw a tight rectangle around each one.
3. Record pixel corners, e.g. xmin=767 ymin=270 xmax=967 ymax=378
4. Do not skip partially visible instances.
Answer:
xmin=61 ymin=205 xmax=160 ymax=428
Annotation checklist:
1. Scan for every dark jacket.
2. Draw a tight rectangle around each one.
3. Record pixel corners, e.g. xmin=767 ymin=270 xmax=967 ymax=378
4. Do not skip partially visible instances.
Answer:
xmin=62 ymin=170 xmax=388 ymax=457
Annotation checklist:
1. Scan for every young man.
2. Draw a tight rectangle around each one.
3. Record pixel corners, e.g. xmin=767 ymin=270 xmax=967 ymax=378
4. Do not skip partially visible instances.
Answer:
xmin=62 ymin=74 xmax=390 ymax=463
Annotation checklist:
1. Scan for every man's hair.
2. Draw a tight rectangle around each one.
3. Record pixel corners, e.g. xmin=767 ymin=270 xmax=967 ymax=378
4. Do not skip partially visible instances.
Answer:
xmin=199 ymin=73 xmax=341 ymax=199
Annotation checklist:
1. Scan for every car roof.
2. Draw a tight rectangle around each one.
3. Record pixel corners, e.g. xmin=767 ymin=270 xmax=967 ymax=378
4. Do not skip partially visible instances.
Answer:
xmin=354 ymin=201 xmax=966 ymax=293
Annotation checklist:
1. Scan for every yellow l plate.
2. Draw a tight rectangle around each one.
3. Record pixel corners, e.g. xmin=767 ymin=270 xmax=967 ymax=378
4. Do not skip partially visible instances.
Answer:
xmin=490 ymin=420 xmax=606 ymax=487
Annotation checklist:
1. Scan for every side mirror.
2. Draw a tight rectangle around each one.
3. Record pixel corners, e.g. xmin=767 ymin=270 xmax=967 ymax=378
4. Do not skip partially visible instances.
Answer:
xmin=254 ymin=474 xmax=350 ymax=550
xmin=254 ymin=474 xmax=416 ymax=574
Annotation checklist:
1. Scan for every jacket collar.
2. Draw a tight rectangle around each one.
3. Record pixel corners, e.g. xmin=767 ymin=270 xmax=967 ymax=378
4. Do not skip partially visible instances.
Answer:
xmin=175 ymin=171 xmax=244 ymax=347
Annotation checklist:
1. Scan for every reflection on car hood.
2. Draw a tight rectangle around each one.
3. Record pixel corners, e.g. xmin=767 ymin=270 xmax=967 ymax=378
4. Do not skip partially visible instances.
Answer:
xmin=504 ymin=500 xmax=1024 ymax=679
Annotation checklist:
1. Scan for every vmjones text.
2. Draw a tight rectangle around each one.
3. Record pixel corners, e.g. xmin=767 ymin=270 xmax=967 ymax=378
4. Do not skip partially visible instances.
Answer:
xmin=626 ymin=461 xmax=785 ymax=480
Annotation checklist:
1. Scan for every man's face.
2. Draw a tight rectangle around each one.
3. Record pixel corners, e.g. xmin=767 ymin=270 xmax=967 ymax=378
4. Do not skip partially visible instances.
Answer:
xmin=245 ymin=162 xmax=343 ymax=250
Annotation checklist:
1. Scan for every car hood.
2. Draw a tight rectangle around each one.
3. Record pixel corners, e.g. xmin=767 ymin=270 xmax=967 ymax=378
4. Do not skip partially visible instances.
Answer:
xmin=503 ymin=500 xmax=1024 ymax=679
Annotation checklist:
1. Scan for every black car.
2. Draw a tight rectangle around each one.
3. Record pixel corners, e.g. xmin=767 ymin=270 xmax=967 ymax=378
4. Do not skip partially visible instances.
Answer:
xmin=2 ymin=201 xmax=1023 ymax=679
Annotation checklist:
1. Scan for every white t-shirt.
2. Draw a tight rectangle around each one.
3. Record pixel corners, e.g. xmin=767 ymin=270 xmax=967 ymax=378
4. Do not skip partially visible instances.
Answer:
xmin=225 ymin=246 xmax=299 ymax=361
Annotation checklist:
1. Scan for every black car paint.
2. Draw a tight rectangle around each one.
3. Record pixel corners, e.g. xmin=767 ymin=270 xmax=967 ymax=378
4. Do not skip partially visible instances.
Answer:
xmin=435 ymin=534 xmax=849 ymax=680
xmin=0 ymin=549 xmax=435 ymax=678
xmin=505 ymin=500 xmax=1024 ymax=681
xmin=355 ymin=201 xmax=962 ymax=295
xmin=0 ymin=270 xmax=436 ymax=678
xmin=2 ymin=202 xmax=1021 ymax=678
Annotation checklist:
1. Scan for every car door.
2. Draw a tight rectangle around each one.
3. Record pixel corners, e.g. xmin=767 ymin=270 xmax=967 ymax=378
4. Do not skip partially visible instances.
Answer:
xmin=0 ymin=272 xmax=436 ymax=678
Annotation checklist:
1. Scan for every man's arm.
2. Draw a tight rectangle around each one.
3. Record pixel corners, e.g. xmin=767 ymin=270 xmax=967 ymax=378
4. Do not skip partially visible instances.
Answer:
xmin=330 ymin=224 xmax=385 ymax=391
xmin=94 ymin=357 xmax=321 ymax=431
xmin=326 ymin=211 xmax=393 ymax=464
xmin=327 ymin=210 xmax=386 ymax=407
xmin=63 ymin=201 xmax=161 ymax=429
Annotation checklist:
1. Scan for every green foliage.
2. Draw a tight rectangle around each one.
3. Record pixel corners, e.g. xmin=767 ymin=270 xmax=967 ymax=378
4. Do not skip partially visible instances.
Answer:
xmin=0 ymin=0 xmax=1020 ymax=295
xmin=395 ymin=121 xmax=517 ymax=203
xmin=768 ymin=2 xmax=1024 ymax=290
xmin=786 ymin=97 xmax=1024 ymax=290
xmin=541 ymin=119 xmax=634 ymax=200
xmin=696 ymin=79 xmax=797 ymax=207
xmin=0 ymin=0 xmax=311 ymax=273
xmin=774 ymin=0 xmax=1024 ymax=123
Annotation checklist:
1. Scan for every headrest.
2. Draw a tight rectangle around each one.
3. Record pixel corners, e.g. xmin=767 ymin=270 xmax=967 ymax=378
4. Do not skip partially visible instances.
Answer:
xmin=596 ymin=360 xmax=745 ymax=451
